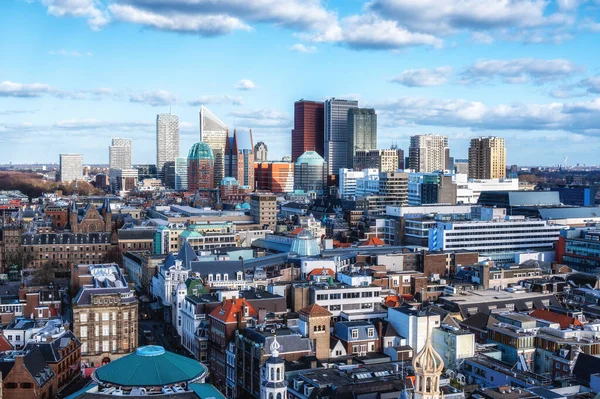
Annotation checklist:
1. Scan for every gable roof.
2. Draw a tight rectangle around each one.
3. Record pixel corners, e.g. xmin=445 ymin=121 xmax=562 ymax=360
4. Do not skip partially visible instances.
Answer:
xmin=529 ymin=309 xmax=584 ymax=329
xmin=23 ymin=331 xmax=80 ymax=364
xmin=177 ymin=241 xmax=199 ymax=267
xmin=460 ymin=312 xmax=499 ymax=331
xmin=361 ymin=237 xmax=385 ymax=246
xmin=298 ymin=303 xmax=332 ymax=318
xmin=209 ymin=298 xmax=258 ymax=323
xmin=0 ymin=334 xmax=13 ymax=351
xmin=573 ymin=353 xmax=600 ymax=382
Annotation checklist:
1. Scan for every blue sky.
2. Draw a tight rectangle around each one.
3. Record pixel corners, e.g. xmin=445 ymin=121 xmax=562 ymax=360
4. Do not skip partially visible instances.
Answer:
xmin=1 ymin=0 xmax=600 ymax=166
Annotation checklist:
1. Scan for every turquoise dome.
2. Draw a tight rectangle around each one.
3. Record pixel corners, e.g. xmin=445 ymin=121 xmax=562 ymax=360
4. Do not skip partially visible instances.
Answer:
xmin=188 ymin=142 xmax=214 ymax=161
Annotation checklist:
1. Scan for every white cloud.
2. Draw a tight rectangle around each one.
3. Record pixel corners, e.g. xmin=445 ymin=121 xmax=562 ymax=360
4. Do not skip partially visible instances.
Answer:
xmin=580 ymin=76 xmax=600 ymax=94
xmin=42 ymin=0 xmax=109 ymax=30
xmin=314 ymin=14 xmax=442 ymax=50
xmin=235 ymin=79 xmax=257 ymax=90
xmin=187 ymin=95 xmax=244 ymax=106
xmin=471 ymin=32 xmax=494 ymax=44
xmin=129 ymin=90 xmax=177 ymax=106
xmin=49 ymin=49 xmax=93 ymax=57
xmin=0 ymin=81 xmax=55 ymax=98
xmin=230 ymin=108 xmax=291 ymax=128
xmin=462 ymin=58 xmax=585 ymax=84
xmin=290 ymin=43 xmax=317 ymax=53
xmin=391 ymin=66 xmax=453 ymax=87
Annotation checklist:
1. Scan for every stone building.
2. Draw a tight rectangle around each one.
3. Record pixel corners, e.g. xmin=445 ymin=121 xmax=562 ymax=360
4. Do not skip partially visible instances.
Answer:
xmin=71 ymin=263 xmax=138 ymax=366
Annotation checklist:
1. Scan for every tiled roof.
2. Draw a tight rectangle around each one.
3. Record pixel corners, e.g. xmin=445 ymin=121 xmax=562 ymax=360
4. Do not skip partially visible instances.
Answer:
xmin=307 ymin=268 xmax=335 ymax=277
xmin=0 ymin=335 xmax=13 ymax=351
xmin=298 ymin=303 xmax=332 ymax=318
xmin=361 ymin=237 xmax=385 ymax=246
xmin=529 ymin=309 xmax=584 ymax=329
xmin=209 ymin=298 xmax=257 ymax=323
xmin=24 ymin=330 xmax=80 ymax=364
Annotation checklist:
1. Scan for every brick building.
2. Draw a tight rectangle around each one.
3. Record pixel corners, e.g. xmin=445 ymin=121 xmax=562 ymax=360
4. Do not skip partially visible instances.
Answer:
xmin=0 ymin=347 xmax=57 ymax=399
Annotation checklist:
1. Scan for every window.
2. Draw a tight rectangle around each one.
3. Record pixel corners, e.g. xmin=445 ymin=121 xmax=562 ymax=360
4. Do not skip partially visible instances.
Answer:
xmin=102 ymin=325 xmax=110 ymax=336
xmin=352 ymin=345 xmax=358 ymax=353
xmin=81 ymin=342 xmax=88 ymax=353
xmin=123 ymin=312 xmax=128 ymax=320
xmin=103 ymin=340 xmax=110 ymax=352
xmin=367 ymin=328 xmax=374 ymax=338
xmin=351 ymin=329 xmax=358 ymax=339
xmin=102 ymin=312 xmax=109 ymax=321
xmin=80 ymin=326 xmax=88 ymax=337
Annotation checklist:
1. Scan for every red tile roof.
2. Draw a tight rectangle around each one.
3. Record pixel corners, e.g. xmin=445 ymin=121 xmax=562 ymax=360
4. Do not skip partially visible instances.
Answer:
xmin=307 ymin=268 xmax=335 ymax=277
xmin=361 ymin=237 xmax=385 ymax=246
xmin=530 ymin=309 xmax=584 ymax=329
xmin=299 ymin=303 xmax=332 ymax=318
xmin=0 ymin=334 xmax=12 ymax=351
xmin=210 ymin=298 xmax=258 ymax=323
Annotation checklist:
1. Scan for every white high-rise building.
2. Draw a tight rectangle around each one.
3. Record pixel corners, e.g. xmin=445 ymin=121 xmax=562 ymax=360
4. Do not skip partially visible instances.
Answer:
xmin=156 ymin=113 xmax=179 ymax=181
xmin=59 ymin=154 xmax=83 ymax=183
xmin=409 ymin=134 xmax=449 ymax=173
xmin=109 ymin=138 xmax=132 ymax=169
xmin=174 ymin=157 xmax=188 ymax=190
xmin=324 ymin=98 xmax=358 ymax=175
xmin=199 ymin=106 xmax=229 ymax=187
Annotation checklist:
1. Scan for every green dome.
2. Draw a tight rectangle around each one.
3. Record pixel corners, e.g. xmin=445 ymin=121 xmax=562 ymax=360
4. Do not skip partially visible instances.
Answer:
xmin=93 ymin=346 xmax=208 ymax=387
xmin=295 ymin=151 xmax=325 ymax=166
xmin=188 ymin=142 xmax=214 ymax=161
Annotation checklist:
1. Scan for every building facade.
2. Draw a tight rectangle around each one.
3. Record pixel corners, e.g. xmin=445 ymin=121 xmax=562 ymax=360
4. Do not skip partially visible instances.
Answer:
xmin=409 ymin=135 xmax=449 ymax=173
xmin=59 ymin=154 xmax=83 ymax=183
xmin=254 ymin=162 xmax=294 ymax=193
xmin=254 ymin=142 xmax=268 ymax=163
xmin=347 ymin=108 xmax=377 ymax=169
xmin=108 ymin=138 xmax=132 ymax=170
xmin=353 ymin=149 xmax=399 ymax=173
xmin=200 ymin=106 xmax=229 ymax=188
xmin=156 ymin=113 xmax=180 ymax=182
xmin=294 ymin=151 xmax=327 ymax=194
xmin=188 ymin=142 xmax=215 ymax=191
xmin=468 ymin=136 xmax=506 ymax=179
xmin=225 ymin=129 xmax=255 ymax=191
xmin=324 ymin=98 xmax=358 ymax=175
xmin=292 ymin=100 xmax=324 ymax=162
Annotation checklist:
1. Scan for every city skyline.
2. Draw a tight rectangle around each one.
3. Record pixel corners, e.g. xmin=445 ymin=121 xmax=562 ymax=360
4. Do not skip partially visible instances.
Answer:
xmin=2 ymin=1 xmax=600 ymax=165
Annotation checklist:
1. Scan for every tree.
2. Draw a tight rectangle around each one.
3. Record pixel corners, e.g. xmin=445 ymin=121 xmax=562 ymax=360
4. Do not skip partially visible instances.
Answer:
xmin=31 ymin=260 xmax=60 ymax=285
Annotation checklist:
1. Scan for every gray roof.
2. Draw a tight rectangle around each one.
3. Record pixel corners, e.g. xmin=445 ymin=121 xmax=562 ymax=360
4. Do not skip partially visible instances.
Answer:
xmin=243 ymin=327 xmax=312 ymax=355
xmin=538 ymin=207 xmax=600 ymax=220
xmin=177 ymin=241 xmax=199 ymax=267
xmin=335 ymin=321 xmax=379 ymax=342
xmin=508 ymin=191 xmax=561 ymax=206
xmin=23 ymin=330 xmax=80 ymax=363
xmin=22 ymin=232 xmax=111 ymax=245
xmin=74 ymin=286 xmax=135 ymax=306
xmin=118 ymin=228 xmax=156 ymax=240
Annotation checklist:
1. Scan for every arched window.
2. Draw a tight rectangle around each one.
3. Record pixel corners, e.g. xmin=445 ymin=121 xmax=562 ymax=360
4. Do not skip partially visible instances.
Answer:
xmin=269 ymin=393 xmax=273 ymax=399
xmin=426 ymin=377 xmax=431 ymax=393
xmin=277 ymin=393 xmax=282 ymax=399
xmin=270 ymin=368 xmax=274 ymax=381
xmin=276 ymin=368 xmax=281 ymax=380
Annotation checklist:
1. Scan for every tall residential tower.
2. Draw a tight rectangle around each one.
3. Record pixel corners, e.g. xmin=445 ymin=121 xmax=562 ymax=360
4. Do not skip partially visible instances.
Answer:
xmin=408 ymin=134 xmax=449 ymax=173
xmin=109 ymin=138 xmax=132 ymax=169
xmin=156 ymin=113 xmax=179 ymax=181
xmin=59 ymin=154 xmax=83 ymax=183
xmin=468 ymin=136 xmax=506 ymax=179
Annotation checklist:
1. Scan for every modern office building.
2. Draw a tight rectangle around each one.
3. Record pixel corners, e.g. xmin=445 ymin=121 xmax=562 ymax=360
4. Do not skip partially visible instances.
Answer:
xmin=353 ymin=149 xmax=399 ymax=173
xmin=199 ymin=106 xmax=228 ymax=187
xmin=156 ymin=113 xmax=179 ymax=182
xmin=109 ymin=168 xmax=138 ymax=192
xmin=454 ymin=174 xmax=519 ymax=204
xmin=109 ymin=138 xmax=132 ymax=170
xmin=254 ymin=141 xmax=268 ymax=162
xmin=393 ymin=147 xmax=405 ymax=170
xmin=292 ymin=100 xmax=324 ymax=162
xmin=556 ymin=228 xmax=600 ymax=273
xmin=347 ymin=108 xmax=377 ymax=168
xmin=250 ymin=194 xmax=277 ymax=229
xmin=339 ymin=168 xmax=378 ymax=199
xmin=468 ymin=136 xmax=506 ymax=179
xmin=454 ymin=159 xmax=469 ymax=174
xmin=429 ymin=217 xmax=565 ymax=262
xmin=137 ymin=164 xmax=158 ymax=179
xmin=408 ymin=134 xmax=449 ymax=173
xmin=59 ymin=154 xmax=83 ymax=183
xmin=550 ymin=186 xmax=596 ymax=207
xmin=378 ymin=172 xmax=409 ymax=205
xmin=225 ymin=129 xmax=255 ymax=190
xmin=254 ymin=161 xmax=294 ymax=193
xmin=294 ymin=151 xmax=327 ymax=194
xmin=408 ymin=172 xmax=457 ymax=206
xmin=187 ymin=142 xmax=214 ymax=191
xmin=174 ymin=157 xmax=188 ymax=190
xmin=324 ymin=98 xmax=359 ymax=175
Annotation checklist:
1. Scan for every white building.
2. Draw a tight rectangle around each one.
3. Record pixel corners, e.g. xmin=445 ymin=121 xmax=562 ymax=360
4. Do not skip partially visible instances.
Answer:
xmin=431 ymin=321 xmax=475 ymax=369
xmin=429 ymin=217 xmax=565 ymax=262
xmin=387 ymin=307 xmax=440 ymax=353
xmin=310 ymin=284 xmax=383 ymax=318
xmin=355 ymin=172 xmax=380 ymax=197
xmin=408 ymin=134 xmax=449 ymax=173
xmin=454 ymin=174 xmax=519 ymax=204
xmin=156 ymin=113 xmax=180 ymax=181
xmin=339 ymin=168 xmax=379 ymax=199
xmin=59 ymin=153 xmax=83 ymax=182
xmin=109 ymin=138 xmax=132 ymax=169
xmin=152 ymin=256 xmax=190 ymax=307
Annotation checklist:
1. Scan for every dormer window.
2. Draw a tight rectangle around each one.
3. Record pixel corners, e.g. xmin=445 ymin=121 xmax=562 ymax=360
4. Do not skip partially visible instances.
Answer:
xmin=351 ymin=329 xmax=358 ymax=339
xmin=367 ymin=328 xmax=374 ymax=338
xmin=216 ymin=274 xmax=221 ymax=281
xmin=208 ymin=274 xmax=213 ymax=282
xmin=224 ymin=274 xmax=228 ymax=281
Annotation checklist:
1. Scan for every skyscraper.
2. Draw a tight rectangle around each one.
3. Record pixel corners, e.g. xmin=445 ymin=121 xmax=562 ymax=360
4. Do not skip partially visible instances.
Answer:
xmin=199 ymin=106 xmax=229 ymax=188
xmin=174 ymin=157 xmax=188 ymax=190
xmin=347 ymin=108 xmax=377 ymax=168
xmin=468 ymin=136 xmax=506 ymax=179
xmin=324 ymin=98 xmax=358 ymax=175
xmin=292 ymin=100 xmax=325 ymax=162
xmin=254 ymin=141 xmax=268 ymax=162
xmin=109 ymin=138 xmax=132 ymax=169
xmin=408 ymin=134 xmax=449 ymax=173
xmin=187 ymin=142 xmax=214 ymax=191
xmin=156 ymin=113 xmax=179 ymax=181
xmin=294 ymin=151 xmax=327 ymax=194
xmin=59 ymin=154 xmax=83 ymax=183
xmin=225 ymin=129 xmax=255 ymax=190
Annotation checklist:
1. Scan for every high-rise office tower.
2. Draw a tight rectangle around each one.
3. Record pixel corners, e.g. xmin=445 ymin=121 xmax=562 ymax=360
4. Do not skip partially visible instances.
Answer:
xmin=109 ymin=138 xmax=132 ymax=169
xmin=254 ymin=141 xmax=268 ymax=162
xmin=325 ymin=98 xmax=358 ymax=175
xmin=199 ymin=106 xmax=229 ymax=188
xmin=156 ymin=113 xmax=179 ymax=181
xmin=59 ymin=154 xmax=83 ymax=183
xmin=468 ymin=136 xmax=506 ymax=179
xmin=187 ymin=143 xmax=214 ymax=191
xmin=292 ymin=100 xmax=325 ymax=162
xmin=225 ymin=129 xmax=255 ymax=190
xmin=347 ymin=108 xmax=377 ymax=169
xmin=408 ymin=134 xmax=449 ymax=173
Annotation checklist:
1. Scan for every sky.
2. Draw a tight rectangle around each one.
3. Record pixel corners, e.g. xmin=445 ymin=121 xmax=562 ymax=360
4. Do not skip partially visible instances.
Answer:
xmin=1 ymin=0 xmax=600 ymax=166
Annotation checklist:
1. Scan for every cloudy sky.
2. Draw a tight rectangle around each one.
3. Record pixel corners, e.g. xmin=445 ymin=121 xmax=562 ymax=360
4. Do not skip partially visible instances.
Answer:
xmin=2 ymin=0 xmax=600 ymax=166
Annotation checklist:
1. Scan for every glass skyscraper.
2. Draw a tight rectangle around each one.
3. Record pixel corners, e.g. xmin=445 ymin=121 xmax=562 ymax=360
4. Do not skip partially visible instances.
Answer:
xmin=199 ymin=106 xmax=228 ymax=188
xmin=347 ymin=108 xmax=377 ymax=169
xmin=324 ymin=98 xmax=358 ymax=175
xmin=156 ymin=113 xmax=179 ymax=182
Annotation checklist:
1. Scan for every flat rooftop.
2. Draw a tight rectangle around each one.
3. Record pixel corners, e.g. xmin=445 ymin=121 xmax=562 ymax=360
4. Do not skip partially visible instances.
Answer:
xmin=439 ymin=290 xmax=557 ymax=305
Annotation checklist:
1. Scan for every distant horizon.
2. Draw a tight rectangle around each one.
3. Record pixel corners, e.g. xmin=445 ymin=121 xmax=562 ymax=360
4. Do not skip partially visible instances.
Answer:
xmin=2 ymin=1 xmax=600 ymax=165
